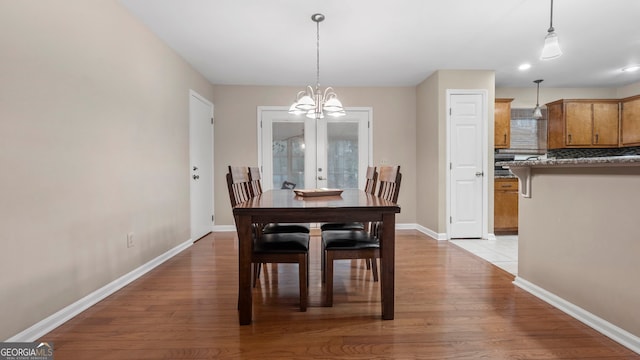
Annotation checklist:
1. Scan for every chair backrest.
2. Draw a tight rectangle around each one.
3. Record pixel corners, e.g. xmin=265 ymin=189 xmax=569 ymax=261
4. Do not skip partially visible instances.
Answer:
xmin=247 ymin=166 xmax=263 ymax=197
xmin=281 ymin=181 xmax=296 ymax=189
xmin=226 ymin=166 xmax=252 ymax=207
xmin=376 ymin=165 xmax=402 ymax=203
xmin=364 ymin=166 xmax=378 ymax=195
xmin=368 ymin=165 xmax=401 ymax=238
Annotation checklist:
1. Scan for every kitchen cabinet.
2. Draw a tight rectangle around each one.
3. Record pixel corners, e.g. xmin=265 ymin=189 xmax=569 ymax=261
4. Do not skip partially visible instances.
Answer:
xmin=494 ymin=178 xmax=518 ymax=234
xmin=621 ymin=95 xmax=640 ymax=146
xmin=546 ymin=99 xmax=620 ymax=149
xmin=494 ymin=98 xmax=513 ymax=149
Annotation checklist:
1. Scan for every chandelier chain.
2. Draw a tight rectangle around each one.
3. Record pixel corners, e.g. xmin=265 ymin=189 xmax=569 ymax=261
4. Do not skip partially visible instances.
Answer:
xmin=316 ymin=17 xmax=320 ymax=88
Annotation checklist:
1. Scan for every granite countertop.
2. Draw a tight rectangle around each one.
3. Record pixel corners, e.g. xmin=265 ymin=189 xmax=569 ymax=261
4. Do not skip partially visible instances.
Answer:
xmin=494 ymin=174 xmax=517 ymax=179
xmin=496 ymin=155 xmax=640 ymax=168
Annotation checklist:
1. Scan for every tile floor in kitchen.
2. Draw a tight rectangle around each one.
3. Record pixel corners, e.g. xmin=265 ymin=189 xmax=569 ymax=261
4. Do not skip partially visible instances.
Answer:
xmin=449 ymin=235 xmax=518 ymax=275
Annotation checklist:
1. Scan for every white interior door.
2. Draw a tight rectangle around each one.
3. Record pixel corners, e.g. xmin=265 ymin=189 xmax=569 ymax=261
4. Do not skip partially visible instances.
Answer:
xmin=259 ymin=107 xmax=371 ymax=191
xmin=189 ymin=90 xmax=214 ymax=241
xmin=448 ymin=92 xmax=486 ymax=238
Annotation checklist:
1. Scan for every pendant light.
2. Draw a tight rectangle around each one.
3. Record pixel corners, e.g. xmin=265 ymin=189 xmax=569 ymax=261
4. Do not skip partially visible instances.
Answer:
xmin=289 ymin=13 xmax=345 ymax=119
xmin=533 ymin=79 xmax=544 ymax=119
xmin=540 ymin=0 xmax=562 ymax=60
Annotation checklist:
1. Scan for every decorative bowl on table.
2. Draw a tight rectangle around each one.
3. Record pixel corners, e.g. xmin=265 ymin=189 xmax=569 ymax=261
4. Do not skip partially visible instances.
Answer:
xmin=293 ymin=188 xmax=343 ymax=197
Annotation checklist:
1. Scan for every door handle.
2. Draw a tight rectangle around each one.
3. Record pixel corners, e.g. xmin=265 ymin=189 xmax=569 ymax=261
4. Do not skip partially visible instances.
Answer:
xmin=475 ymin=172 xmax=484 ymax=177
xmin=193 ymin=175 xmax=200 ymax=180
xmin=318 ymin=176 xmax=327 ymax=180
xmin=193 ymin=166 xmax=198 ymax=171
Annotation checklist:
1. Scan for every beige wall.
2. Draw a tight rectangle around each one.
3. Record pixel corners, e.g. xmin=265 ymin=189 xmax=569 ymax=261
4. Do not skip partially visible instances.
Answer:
xmin=438 ymin=71 xmax=496 ymax=234
xmin=416 ymin=73 xmax=440 ymax=231
xmin=617 ymin=81 xmax=640 ymax=98
xmin=416 ymin=70 xmax=495 ymax=235
xmin=2 ymin=0 xmax=638 ymax=343
xmin=497 ymin=80 xmax=640 ymax=107
xmin=496 ymin=87 xmax=618 ymax=108
xmin=518 ymin=166 xmax=640 ymax=337
xmin=0 ymin=1 xmax=214 ymax=340
xmin=211 ymin=85 xmax=417 ymax=226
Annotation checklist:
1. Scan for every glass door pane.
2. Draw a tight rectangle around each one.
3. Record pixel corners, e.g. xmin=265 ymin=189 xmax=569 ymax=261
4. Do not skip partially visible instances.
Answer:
xmin=259 ymin=108 xmax=312 ymax=190
xmin=316 ymin=110 xmax=370 ymax=190
xmin=260 ymin=107 xmax=370 ymax=191
xmin=326 ymin=122 xmax=359 ymax=189
xmin=272 ymin=122 xmax=305 ymax=189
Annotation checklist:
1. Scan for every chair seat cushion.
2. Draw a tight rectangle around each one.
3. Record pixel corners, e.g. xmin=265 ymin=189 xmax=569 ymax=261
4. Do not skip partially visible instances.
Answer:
xmin=263 ymin=223 xmax=310 ymax=234
xmin=322 ymin=230 xmax=379 ymax=250
xmin=254 ymin=232 xmax=310 ymax=253
xmin=320 ymin=222 xmax=365 ymax=231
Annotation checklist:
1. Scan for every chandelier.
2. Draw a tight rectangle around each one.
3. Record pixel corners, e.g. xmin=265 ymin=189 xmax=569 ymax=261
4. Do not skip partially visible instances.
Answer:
xmin=289 ymin=13 xmax=345 ymax=119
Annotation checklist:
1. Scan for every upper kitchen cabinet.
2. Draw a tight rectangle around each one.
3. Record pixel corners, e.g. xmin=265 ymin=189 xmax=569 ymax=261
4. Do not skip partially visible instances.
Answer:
xmin=546 ymin=99 xmax=620 ymax=149
xmin=494 ymin=98 xmax=513 ymax=149
xmin=621 ymin=95 xmax=640 ymax=147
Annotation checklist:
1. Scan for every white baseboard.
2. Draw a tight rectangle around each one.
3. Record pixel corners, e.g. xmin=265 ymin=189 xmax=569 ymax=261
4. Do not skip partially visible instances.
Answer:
xmin=6 ymin=238 xmax=194 ymax=342
xmin=513 ymin=277 xmax=640 ymax=355
xmin=215 ymin=223 xmax=434 ymax=234
xmin=395 ymin=223 xmax=416 ymax=231
xmin=212 ymin=225 xmax=236 ymax=232
xmin=414 ymin=224 xmax=447 ymax=240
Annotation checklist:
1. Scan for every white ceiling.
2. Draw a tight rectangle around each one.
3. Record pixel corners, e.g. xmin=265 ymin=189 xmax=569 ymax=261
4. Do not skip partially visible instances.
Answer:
xmin=119 ymin=0 xmax=640 ymax=88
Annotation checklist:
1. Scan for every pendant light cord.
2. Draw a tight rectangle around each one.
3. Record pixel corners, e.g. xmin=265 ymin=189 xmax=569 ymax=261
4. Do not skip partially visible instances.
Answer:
xmin=548 ymin=0 xmax=555 ymax=32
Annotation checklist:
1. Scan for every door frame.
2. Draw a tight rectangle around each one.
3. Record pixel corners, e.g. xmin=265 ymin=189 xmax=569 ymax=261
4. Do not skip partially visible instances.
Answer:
xmin=257 ymin=106 xmax=373 ymax=190
xmin=445 ymin=89 xmax=489 ymax=240
xmin=189 ymin=89 xmax=214 ymax=241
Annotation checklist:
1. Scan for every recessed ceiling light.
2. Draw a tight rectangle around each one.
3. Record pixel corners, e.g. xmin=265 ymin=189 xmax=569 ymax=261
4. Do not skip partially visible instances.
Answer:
xmin=622 ymin=64 xmax=640 ymax=72
xmin=519 ymin=63 xmax=532 ymax=71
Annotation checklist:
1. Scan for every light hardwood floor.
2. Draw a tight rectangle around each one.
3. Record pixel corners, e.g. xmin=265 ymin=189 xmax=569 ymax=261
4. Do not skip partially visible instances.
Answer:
xmin=42 ymin=230 xmax=638 ymax=359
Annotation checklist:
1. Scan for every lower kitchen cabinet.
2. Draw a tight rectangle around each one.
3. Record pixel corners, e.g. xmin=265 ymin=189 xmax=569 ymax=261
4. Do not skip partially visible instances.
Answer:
xmin=494 ymin=178 xmax=518 ymax=234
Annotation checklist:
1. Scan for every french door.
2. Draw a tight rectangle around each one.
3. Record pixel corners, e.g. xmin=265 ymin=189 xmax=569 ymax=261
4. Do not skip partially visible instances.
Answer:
xmin=258 ymin=107 xmax=371 ymax=191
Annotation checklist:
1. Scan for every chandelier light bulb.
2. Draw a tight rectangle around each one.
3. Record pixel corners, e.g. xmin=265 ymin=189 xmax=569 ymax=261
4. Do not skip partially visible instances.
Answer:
xmin=541 ymin=30 xmax=562 ymax=60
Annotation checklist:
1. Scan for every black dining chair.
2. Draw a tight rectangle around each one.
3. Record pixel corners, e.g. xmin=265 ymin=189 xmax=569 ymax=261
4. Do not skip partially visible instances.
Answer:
xmin=227 ymin=166 xmax=310 ymax=311
xmin=321 ymin=165 xmax=401 ymax=307
xmin=248 ymin=167 xmax=309 ymax=235
xmin=320 ymin=166 xmax=378 ymax=232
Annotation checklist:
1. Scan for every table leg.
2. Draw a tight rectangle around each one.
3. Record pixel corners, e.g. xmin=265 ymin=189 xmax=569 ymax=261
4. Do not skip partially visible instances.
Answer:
xmin=235 ymin=214 xmax=253 ymax=325
xmin=380 ymin=213 xmax=395 ymax=320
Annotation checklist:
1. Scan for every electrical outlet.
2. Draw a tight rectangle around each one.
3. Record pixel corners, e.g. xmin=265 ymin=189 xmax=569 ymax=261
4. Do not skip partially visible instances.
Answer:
xmin=127 ymin=232 xmax=135 ymax=248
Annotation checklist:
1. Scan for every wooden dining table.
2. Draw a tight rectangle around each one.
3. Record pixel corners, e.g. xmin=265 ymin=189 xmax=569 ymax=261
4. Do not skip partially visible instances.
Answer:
xmin=232 ymin=188 xmax=401 ymax=325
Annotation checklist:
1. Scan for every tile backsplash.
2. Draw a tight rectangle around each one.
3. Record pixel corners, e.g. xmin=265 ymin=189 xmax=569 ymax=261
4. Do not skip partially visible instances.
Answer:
xmin=509 ymin=108 xmax=547 ymax=151
xmin=548 ymin=146 xmax=640 ymax=159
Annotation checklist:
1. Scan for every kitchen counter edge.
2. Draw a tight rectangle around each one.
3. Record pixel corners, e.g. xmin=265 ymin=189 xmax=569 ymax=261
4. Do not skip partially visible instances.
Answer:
xmin=496 ymin=155 xmax=640 ymax=168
